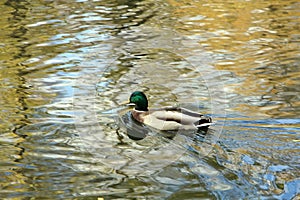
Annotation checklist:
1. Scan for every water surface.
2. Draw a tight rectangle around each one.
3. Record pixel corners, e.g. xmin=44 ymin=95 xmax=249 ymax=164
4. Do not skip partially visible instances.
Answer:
xmin=0 ymin=0 xmax=299 ymax=199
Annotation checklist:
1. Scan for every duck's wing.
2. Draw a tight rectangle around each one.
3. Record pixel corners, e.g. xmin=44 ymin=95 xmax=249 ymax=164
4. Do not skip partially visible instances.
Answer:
xmin=163 ymin=107 xmax=213 ymax=126
xmin=175 ymin=107 xmax=205 ymax=117
xmin=143 ymin=113 xmax=182 ymax=130
xmin=147 ymin=107 xmax=213 ymax=130
xmin=150 ymin=106 xmax=205 ymax=117
xmin=149 ymin=110 xmax=200 ymax=125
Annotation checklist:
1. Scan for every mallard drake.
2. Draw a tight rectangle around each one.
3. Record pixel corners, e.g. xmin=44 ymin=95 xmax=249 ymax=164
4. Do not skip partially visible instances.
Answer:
xmin=127 ymin=91 xmax=212 ymax=131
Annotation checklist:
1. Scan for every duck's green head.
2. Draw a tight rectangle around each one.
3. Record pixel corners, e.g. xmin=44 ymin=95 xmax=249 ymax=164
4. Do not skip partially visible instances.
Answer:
xmin=129 ymin=91 xmax=148 ymax=111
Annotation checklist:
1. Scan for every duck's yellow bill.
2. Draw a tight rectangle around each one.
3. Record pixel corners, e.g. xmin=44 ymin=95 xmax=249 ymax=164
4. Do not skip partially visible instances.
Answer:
xmin=119 ymin=101 xmax=135 ymax=107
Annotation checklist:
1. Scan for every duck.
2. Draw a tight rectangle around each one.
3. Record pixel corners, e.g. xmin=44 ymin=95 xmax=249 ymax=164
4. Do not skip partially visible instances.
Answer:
xmin=127 ymin=91 xmax=212 ymax=131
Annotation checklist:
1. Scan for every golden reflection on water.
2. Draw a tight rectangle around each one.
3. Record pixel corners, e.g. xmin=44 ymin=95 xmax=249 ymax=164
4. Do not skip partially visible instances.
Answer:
xmin=168 ymin=0 xmax=300 ymax=118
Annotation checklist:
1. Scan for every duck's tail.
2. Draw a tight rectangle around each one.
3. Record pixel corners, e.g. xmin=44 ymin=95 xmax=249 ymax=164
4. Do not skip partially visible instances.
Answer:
xmin=195 ymin=116 xmax=213 ymax=129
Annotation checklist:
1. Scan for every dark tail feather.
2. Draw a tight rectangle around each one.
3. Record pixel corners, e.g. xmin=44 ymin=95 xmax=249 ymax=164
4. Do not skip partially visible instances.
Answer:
xmin=195 ymin=116 xmax=213 ymax=131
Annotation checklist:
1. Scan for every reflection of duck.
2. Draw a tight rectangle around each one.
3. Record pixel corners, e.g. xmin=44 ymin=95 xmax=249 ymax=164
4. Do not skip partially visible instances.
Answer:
xmin=127 ymin=91 xmax=212 ymax=132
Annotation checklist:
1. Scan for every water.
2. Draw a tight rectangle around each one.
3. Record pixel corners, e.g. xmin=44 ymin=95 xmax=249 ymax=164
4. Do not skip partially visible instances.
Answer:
xmin=0 ymin=0 xmax=299 ymax=199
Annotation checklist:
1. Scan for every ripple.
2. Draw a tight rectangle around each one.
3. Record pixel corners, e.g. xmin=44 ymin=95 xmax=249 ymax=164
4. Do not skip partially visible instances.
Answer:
xmin=0 ymin=0 xmax=299 ymax=199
